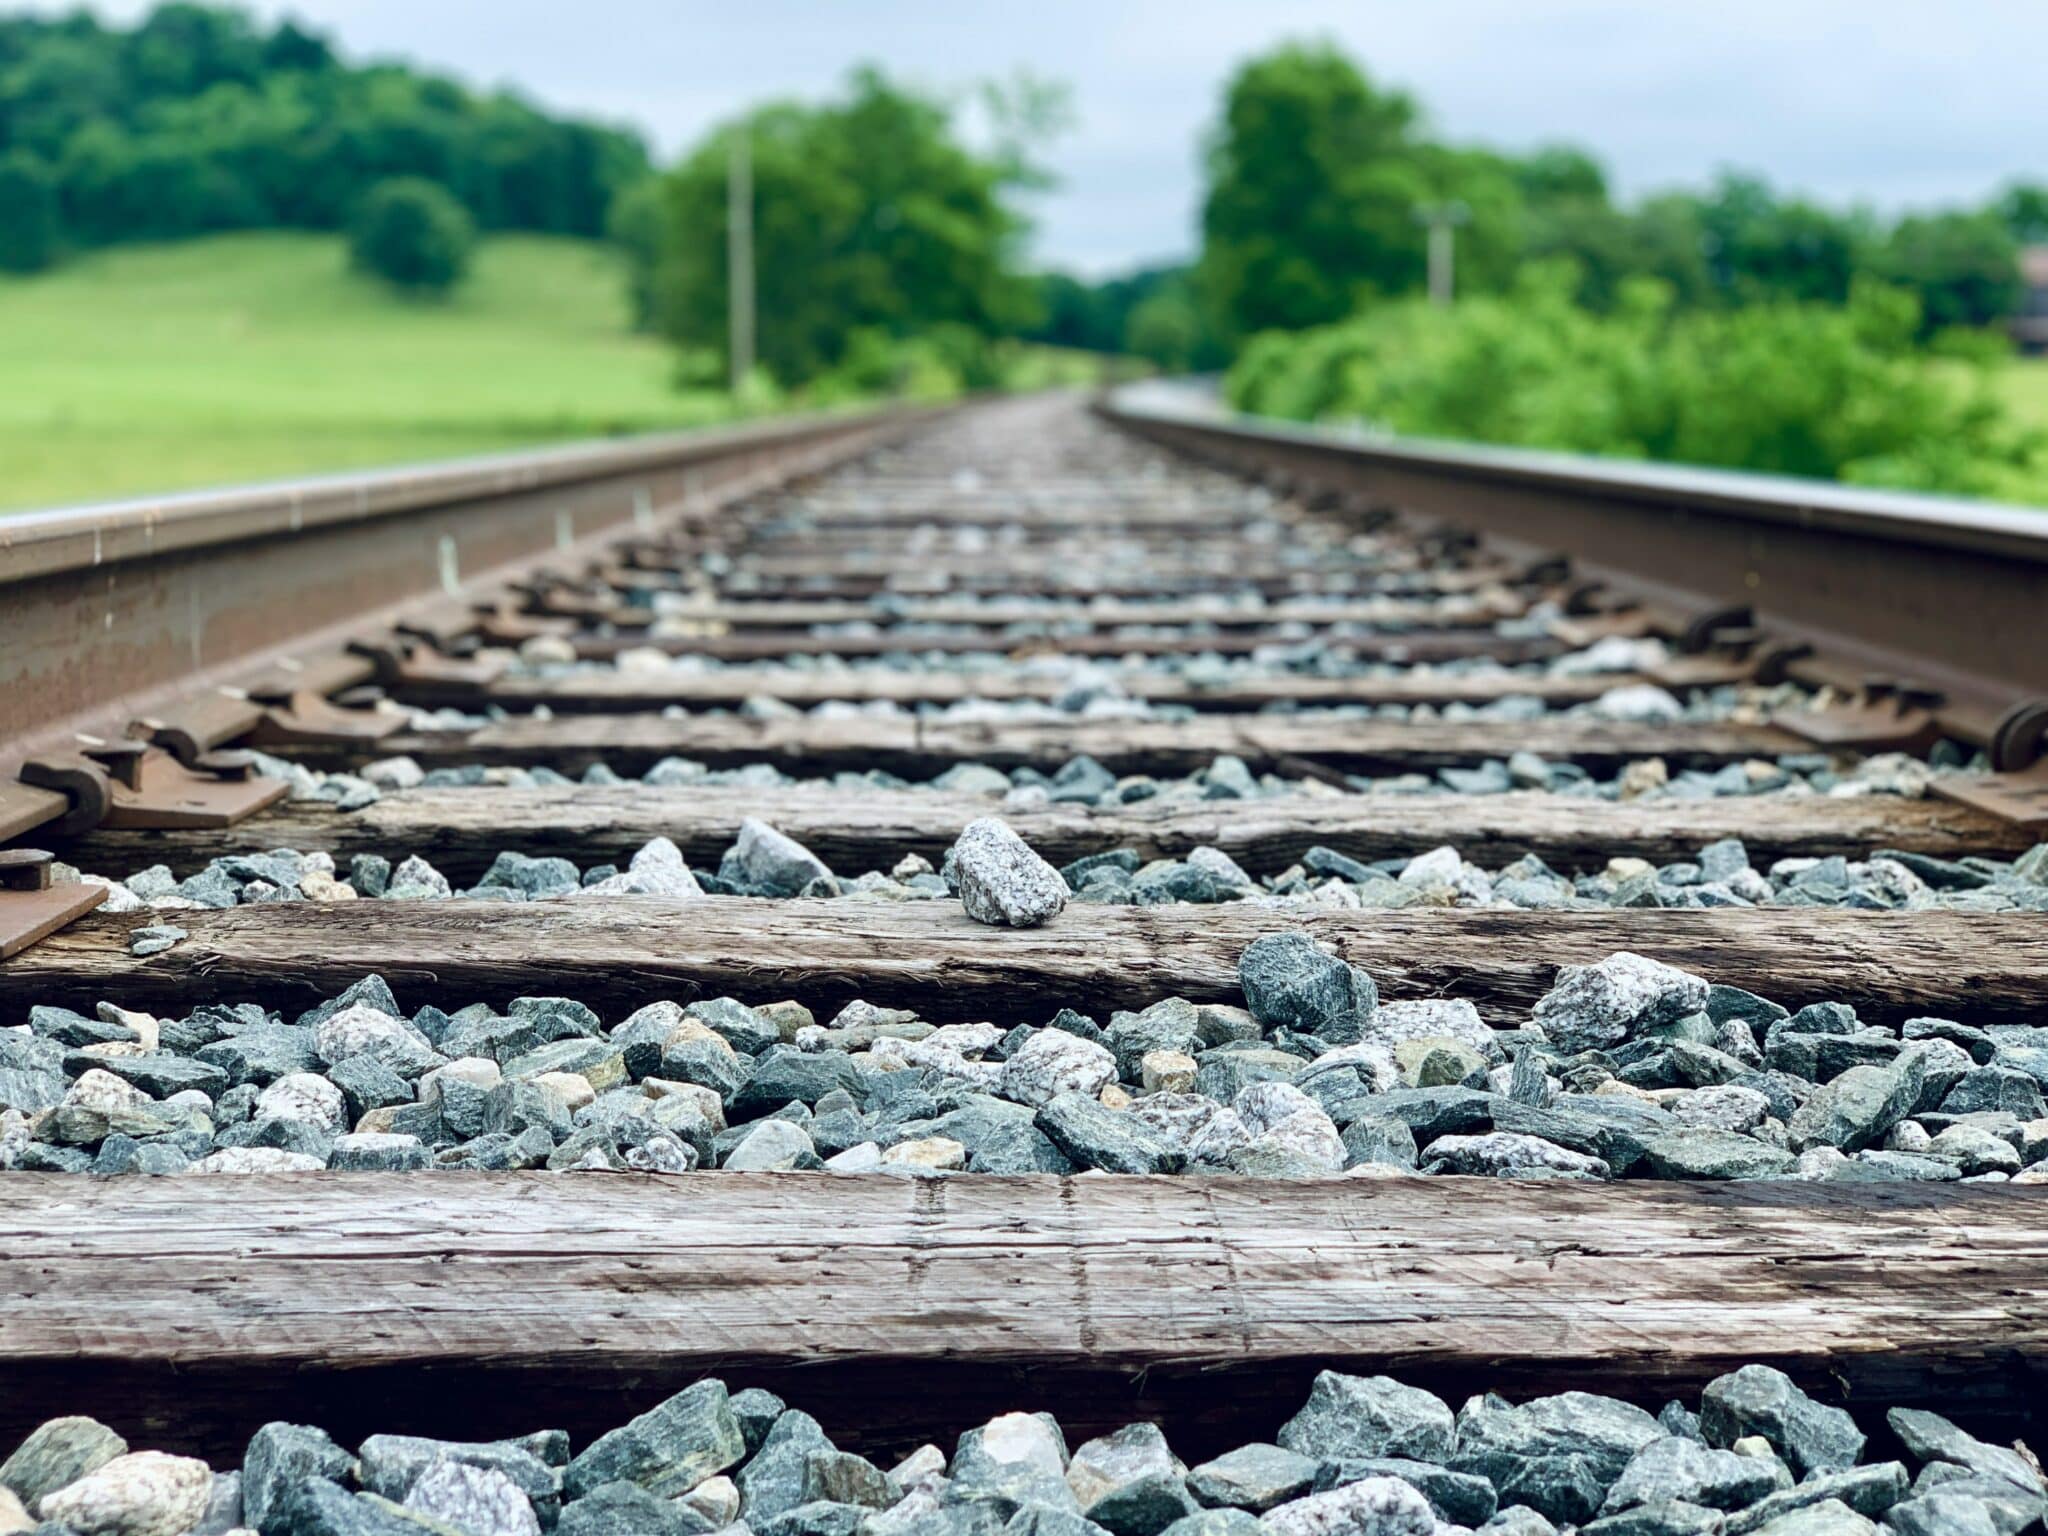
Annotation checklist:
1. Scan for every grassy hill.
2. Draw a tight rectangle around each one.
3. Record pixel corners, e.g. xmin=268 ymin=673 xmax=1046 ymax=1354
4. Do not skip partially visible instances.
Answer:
xmin=0 ymin=233 xmax=734 ymax=512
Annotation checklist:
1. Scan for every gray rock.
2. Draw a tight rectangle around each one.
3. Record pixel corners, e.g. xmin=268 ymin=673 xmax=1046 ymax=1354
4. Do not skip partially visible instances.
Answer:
xmin=1698 ymin=1366 xmax=1864 ymax=1477
xmin=1601 ymin=1436 xmax=1787 ymax=1512
xmin=244 ymin=1421 xmax=355 ymax=1530
xmin=1449 ymin=1392 xmax=1662 ymax=1524
xmin=803 ymin=1451 xmax=893 ymax=1510
xmin=0 ymin=1416 xmax=128 ymax=1508
xmin=1532 ymin=955 xmax=1709 ymax=1055
xmin=731 ymin=1047 xmax=865 ymax=1121
xmin=271 ymin=1478 xmax=473 ymax=1534
xmin=951 ymin=819 xmax=1070 ymax=928
xmin=721 ymin=819 xmax=833 ymax=897
xmin=1881 ymin=1492 xmax=2000 ymax=1536
xmin=756 ymin=1499 xmax=868 ymax=1536
xmin=1066 ymin=1426 xmax=1193 ymax=1536
xmin=722 ymin=1119 xmax=823 ymax=1171
xmin=403 ymin=1462 xmax=541 ymax=1536
xmin=1184 ymin=1446 xmax=1316 ymax=1512
xmin=556 ymin=1479 xmax=702 ymax=1536
xmin=730 ymin=1390 xmax=786 ymax=1456
xmin=1314 ymin=1459 xmax=1497 ymax=1526
xmin=563 ymin=1379 xmax=743 ymax=1501
xmin=1785 ymin=1059 xmax=1924 ymax=1152
xmin=1637 ymin=1129 xmax=1794 ymax=1180
xmin=1733 ymin=1499 xmax=1874 ymax=1534
xmin=1237 ymin=935 xmax=1375 ymax=1043
xmin=1035 ymin=1093 xmax=1185 ymax=1174
xmin=1579 ymin=1502 xmax=1724 ymax=1535
xmin=356 ymin=1435 xmax=561 ymax=1523
xmin=950 ymin=1412 xmax=1074 ymax=1514
xmin=1157 ymin=1512 xmax=1263 ymax=1536
xmin=739 ymin=1412 xmax=835 ymax=1522
xmin=1277 ymin=1373 xmax=1453 ymax=1464
xmin=1419 ymin=1132 xmax=1609 ymax=1180
xmin=1885 ymin=1408 xmax=2043 ymax=1494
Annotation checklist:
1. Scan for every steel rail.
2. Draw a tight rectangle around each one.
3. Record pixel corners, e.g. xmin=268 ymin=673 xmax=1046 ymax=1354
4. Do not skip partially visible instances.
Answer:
xmin=1098 ymin=385 xmax=2048 ymax=767
xmin=0 ymin=401 xmax=944 ymax=771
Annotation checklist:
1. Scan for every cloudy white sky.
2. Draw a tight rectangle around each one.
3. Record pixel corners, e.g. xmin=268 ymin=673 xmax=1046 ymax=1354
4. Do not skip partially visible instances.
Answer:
xmin=57 ymin=0 xmax=2048 ymax=273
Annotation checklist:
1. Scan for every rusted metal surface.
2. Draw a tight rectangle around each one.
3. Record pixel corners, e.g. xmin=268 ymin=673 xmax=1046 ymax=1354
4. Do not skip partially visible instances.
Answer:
xmin=0 ymin=849 xmax=104 ymax=960
xmin=1101 ymin=388 xmax=2048 ymax=760
xmin=0 ymin=403 xmax=940 ymax=776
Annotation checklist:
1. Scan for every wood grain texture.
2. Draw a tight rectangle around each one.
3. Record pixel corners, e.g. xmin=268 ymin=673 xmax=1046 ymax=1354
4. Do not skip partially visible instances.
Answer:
xmin=592 ymin=597 xmax=1526 ymax=630
xmin=298 ymin=714 xmax=1803 ymax=778
xmin=7 ymin=898 xmax=2044 ymax=1026
xmin=70 ymin=783 xmax=2028 ymax=885
xmin=1 ymin=1173 xmax=2043 ymax=1460
xmin=479 ymin=668 xmax=1631 ymax=712
xmin=564 ymin=627 xmax=1563 ymax=664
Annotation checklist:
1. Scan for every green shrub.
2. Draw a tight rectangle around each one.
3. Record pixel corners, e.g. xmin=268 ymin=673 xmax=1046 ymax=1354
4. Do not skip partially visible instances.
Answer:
xmin=348 ymin=178 xmax=475 ymax=296
xmin=1226 ymin=266 xmax=2037 ymax=497
xmin=0 ymin=153 xmax=62 ymax=273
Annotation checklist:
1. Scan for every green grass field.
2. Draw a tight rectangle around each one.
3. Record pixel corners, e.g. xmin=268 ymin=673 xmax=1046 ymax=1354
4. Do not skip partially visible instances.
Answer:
xmin=0 ymin=233 xmax=734 ymax=512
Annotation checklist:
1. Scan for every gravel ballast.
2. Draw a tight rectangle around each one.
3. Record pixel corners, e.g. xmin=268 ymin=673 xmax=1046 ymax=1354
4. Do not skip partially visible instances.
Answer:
xmin=2 ymin=1369 xmax=2040 ymax=1535
xmin=6 ymin=936 xmax=2046 ymax=1183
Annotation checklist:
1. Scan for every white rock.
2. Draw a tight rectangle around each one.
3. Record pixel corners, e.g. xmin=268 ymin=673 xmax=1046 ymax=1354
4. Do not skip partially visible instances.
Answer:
xmin=1140 ymin=1050 xmax=1197 ymax=1093
xmin=1588 ymin=683 xmax=1685 ymax=723
xmin=881 ymin=1136 xmax=967 ymax=1171
xmin=403 ymin=1460 xmax=539 ymax=1536
xmin=825 ymin=1141 xmax=886 ymax=1173
xmin=360 ymin=755 xmax=425 ymax=790
xmin=95 ymin=1003 xmax=160 ymax=1050
xmin=999 ymin=1030 xmax=1116 ymax=1108
xmin=420 ymin=1057 xmax=502 ymax=1103
xmin=1186 ymin=845 xmax=1254 ymax=889
xmin=1361 ymin=999 xmax=1503 ymax=1065
xmin=1532 ymin=951 xmax=1710 ymax=1055
xmin=254 ymin=1073 xmax=346 ymax=1132
xmin=574 ymin=836 xmax=703 ymax=899
xmin=64 ymin=1069 xmax=153 ymax=1115
xmin=887 ymin=1446 xmax=948 ymax=1495
xmin=950 ymin=817 xmax=1069 ymax=927
xmin=532 ymin=1072 xmax=596 ymax=1114
xmin=974 ymin=1413 xmax=1066 ymax=1480
xmin=1263 ymin=1476 xmax=1435 ymax=1536
xmin=681 ymin=1475 xmax=741 ymax=1527
xmin=36 ymin=1450 xmax=211 ymax=1536
xmin=315 ymin=1003 xmax=433 ymax=1066
xmin=189 ymin=1147 xmax=326 ymax=1174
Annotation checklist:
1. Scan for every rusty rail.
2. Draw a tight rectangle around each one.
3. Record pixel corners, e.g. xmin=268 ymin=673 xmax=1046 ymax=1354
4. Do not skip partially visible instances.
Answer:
xmin=1099 ymin=385 xmax=2048 ymax=780
xmin=0 ymin=402 xmax=942 ymax=786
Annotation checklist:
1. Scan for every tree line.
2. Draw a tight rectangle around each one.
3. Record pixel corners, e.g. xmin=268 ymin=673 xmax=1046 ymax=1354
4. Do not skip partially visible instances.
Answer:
xmin=1190 ymin=43 xmax=2045 ymax=347
xmin=0 ymin=4 xmax=647 ymax=273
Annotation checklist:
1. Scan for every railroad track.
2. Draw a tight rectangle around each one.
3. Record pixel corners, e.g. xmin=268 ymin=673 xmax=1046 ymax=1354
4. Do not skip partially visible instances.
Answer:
xmin=3 ymin=390 xmax=2047 ymax=1535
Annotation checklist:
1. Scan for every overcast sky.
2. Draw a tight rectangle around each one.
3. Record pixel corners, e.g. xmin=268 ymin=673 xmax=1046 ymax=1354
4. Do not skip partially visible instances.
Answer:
xmin=56 ymin=0 xmax=2048 ymax=273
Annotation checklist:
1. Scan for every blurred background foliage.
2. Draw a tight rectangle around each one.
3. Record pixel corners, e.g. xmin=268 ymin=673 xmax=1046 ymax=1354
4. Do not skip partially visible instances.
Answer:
xmin=2 ymin=9 xmax=2046 ymax=506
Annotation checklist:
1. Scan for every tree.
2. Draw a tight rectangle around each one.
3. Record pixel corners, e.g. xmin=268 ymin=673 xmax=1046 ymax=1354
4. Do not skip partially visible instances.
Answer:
xmin=1876 ymin=211 xmax=2020 ymax=334
xmin=1197 ymin=43 xmax=1427 ymax=339
xmin=1996 ymin=183 xmax=2048 ymax=245
xmin=651 ymin=68 xmax=1039 ymax=385
xmin=349 ymin=176 xmax=473 ymax=295
xmin=0 ymin=149 xmax=59 ymax=269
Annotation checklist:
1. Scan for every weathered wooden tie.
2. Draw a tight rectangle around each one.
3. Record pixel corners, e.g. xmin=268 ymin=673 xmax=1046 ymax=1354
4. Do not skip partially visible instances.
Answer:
xmin=10 ymin=900 xmax=2044 ymax=1024
xmin=289 ymin=714 xmax=1800 ymax=778
xmin=72 ymin=783 xmax=2029 ymax=883
xmin=476 ymin=669 xmax=1633 ymax=712
xmin=1 ymin=1174 xmax=2041 ymax=1460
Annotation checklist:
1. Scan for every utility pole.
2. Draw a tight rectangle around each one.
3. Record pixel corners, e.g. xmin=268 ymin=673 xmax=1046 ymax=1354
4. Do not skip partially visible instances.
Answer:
xmin=727 ymin=130 xmax=755 ymax=396
xmin=1415 ymin=201 xmax=1470 ymax=307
